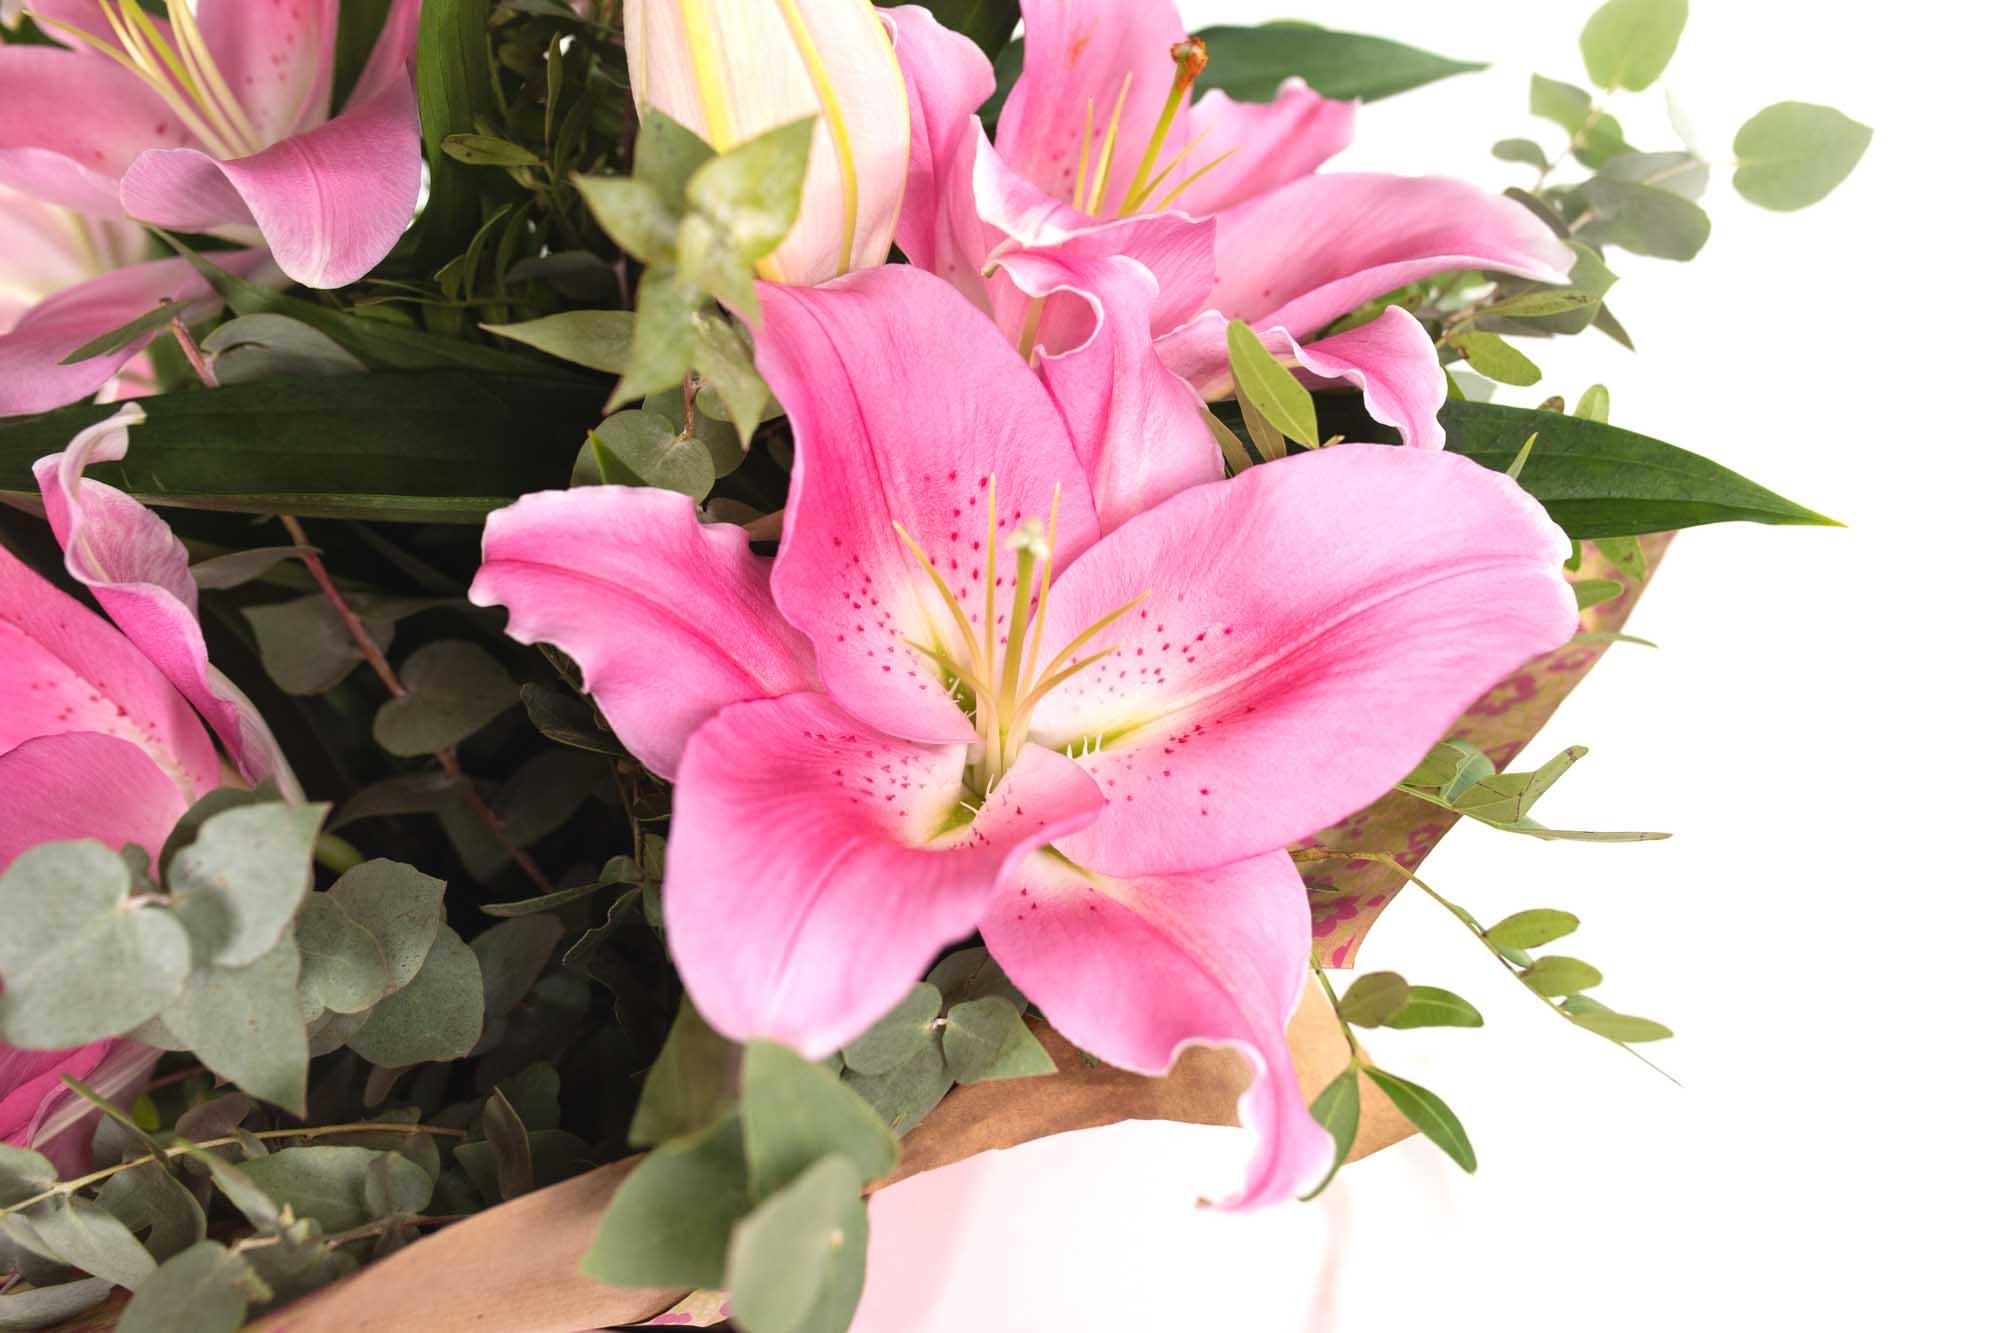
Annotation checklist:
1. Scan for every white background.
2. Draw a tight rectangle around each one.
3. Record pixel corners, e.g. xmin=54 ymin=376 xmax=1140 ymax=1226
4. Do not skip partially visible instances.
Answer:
xmin=854 ymin=2 xmax=1998 ymax=1330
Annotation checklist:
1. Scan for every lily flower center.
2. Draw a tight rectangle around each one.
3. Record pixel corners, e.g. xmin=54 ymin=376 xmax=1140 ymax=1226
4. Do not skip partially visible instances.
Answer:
xmin=36 ymin=0 xmax=270 ymax=160
xmin=894 ymin=478 xmax=1143 ymax=794
xmin=1071 ymin=37 xmax=1232 ymax=219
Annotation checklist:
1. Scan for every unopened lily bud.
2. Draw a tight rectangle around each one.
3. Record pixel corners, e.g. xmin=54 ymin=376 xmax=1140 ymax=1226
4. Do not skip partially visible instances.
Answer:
xmin=626 ymin=0 xmax=911 ymax=285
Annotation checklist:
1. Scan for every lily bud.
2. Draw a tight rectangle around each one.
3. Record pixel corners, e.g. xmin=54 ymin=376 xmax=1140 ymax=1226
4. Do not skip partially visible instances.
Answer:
xmin=627 ymin=0 xmax=911 ymax=285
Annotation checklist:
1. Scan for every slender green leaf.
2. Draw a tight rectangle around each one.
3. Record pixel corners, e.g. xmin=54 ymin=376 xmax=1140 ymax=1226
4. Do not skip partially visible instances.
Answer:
xmin=1299 ymin=1067 xmax=1361 ymax=1200
xmin=1363 ymin=1068 xmax=1476 ymax=1173
xmin=61 ymin=299 xmax=192 ymax=364
xmin=1567 ymin=1010 xmax=1674 ymax=1042
xmin=482 ymin=310 xmax=634 ymax=374
xmin=1195 ymin=24 xmax=1485 ymax=102
xmin=1226 ymin=319 xmax=1318 ymax=446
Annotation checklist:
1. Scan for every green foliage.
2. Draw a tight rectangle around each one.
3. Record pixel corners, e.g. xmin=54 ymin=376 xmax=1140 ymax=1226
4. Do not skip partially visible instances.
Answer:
xmin=236 ymin=1147 xmax=433 ymax=1233
xmin=118 ymin=1241 xmax=268 ymax=1333
xmin=1299 ymin=1067 xmax=1362 ymax=1199
xmin=1454 ymin=332 xmax=1543 ymax=387
xmin=1485 ymin=910 xmax=1583 ymax=950
xmin=1579 ymin=0 xmax=1688 ymax=92
xmin=1732 ymin=102 xmax=1873 ymax=211
xmin=1338 ymin=973 xmax=1412 ymax=1028
xmin=913 ymin=0 xmax=1020 ymax=57
xmin=840 ymin=984 xmax=942 ymax=1077
xmin=372 ymin=641 xmax=521 ymax=755
xmin=939 ymin=997 xmax=1056 ymax=1084
xmin=583 ymin=1117 xmax=752 ymax=1289
xmin=346 ymin=926 xmax=485 ymax=1067
xmin=1227 ymin=320 xmax=1320 ymax=448
xmin=166 ymin=802 xmax=326 ymax=969
xmin=632 ymin=999 xmax=739 ymax=1150
xmin=482 ymin=310 xmax=635 ymax=373
xmin=202 ymin=315 xmax=370 ymax=385
xmin=1185 ymin=24 xmax=1485 ymax=103
xmin=157 ymin=939 xmax=310 ymax=1115
xmin=1402 ymin=739 xmax=1668 ymax=842
xmin=1382 ymin=987 xmax=1485 ymax=1030
xmin=1363 ymin=1069 xmax=1477 ymax=1173
xmin=726 ymin=1156 xmax=869 ymax=1333
xmin=741 ymin=1043 xmax=897 ymax=1199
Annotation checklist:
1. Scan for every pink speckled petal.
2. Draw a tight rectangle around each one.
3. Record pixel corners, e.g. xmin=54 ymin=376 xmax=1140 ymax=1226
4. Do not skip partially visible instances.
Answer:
xmin=34 ymin=405 xmax=297 ymax=795
xmin=195 ymin=0 xmax=339 ymax=144
xmin=982 ymin=848 xmax=1330 ymax=1209
xmin=994 ymin=249 xmax=1220 ymax=532
xmin=0 ymin=732 xmax=192 ymax=875
xmin=757 ymin=267 xmax=1098 ymax=747
xmin=1029 ymin=445 xmax=1576 ymax=878
xmin=0 ymin=541 xmax=216 ymax=800
xmin=0 ymin=45 xmax=193 ymax=215
xmin=469 ymin=486 xmax=817 ymax=783
xmin=883 ymin=5 xmax=995 ymax=308
xmin=665 ymin=692 xmax=1102 ymax=1057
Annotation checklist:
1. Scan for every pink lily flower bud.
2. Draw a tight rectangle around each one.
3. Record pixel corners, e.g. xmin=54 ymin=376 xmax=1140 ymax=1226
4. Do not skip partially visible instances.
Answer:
xmin=626 ymin=0 xmax=912 ymax=284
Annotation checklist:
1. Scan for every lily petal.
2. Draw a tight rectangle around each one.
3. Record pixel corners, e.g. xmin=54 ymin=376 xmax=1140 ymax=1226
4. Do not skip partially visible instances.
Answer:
xmin=119 ymin=79 xmax=422 ymax=289
xmin=1030 ymin=444 xmax=1575 ymax=878
xmin=982 ymin=848 xmax=1331 ymax=1209
xmin=1277 ymin=306 xmax=1449 ymax=450
xmin=0 ymin=541 xmax=218 ymax=800
xmin=34 ymin=405 xmax=299 ymax=796
xmin=995 ymin=249 xmax=1221 ymax=531
xmin=884 ymin=4 xmax=994 ymax=306
xmin=1157 ymin=174 xmax=1573 ymax=392
xmin=1164 ymin=79 xmax=1358 ymax=218
xmin=469 ymin=486 xmax=818 ymax=783
xmin=757 ymin=267 xmax=1098 ymax=747
xmin=0 ymin=732 xmax=192 ymax=874
xmin=996 ymin=0 xmax=1189 ymax=211
xmin=8 ymin=1038 xmax=154 ymax=1178
xmin=666 ymin=691 xmax=1103 ymax=1057
xmin=973 ymin=133 xmax=1217 ymax=339
xmin=0 ymin=45 xmax=192 ymax=215
xmin=0 ymin=249 xmax=271 ymax=416
xmin=196 ymin=0 xmax=339 ymax=145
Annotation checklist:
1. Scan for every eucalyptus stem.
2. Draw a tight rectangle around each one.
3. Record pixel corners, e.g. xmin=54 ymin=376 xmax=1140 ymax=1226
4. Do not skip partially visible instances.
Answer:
xmin=1296 ymin=849 xmax=1678 ymax=1084
xmin=2 ymin=1122 xmax=469 ymax=1218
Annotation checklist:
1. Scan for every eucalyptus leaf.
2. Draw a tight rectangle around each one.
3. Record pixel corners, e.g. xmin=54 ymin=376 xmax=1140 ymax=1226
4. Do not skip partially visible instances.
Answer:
xmin=482 ymin=1090 xmax=536 ymax=1202
xmin=841 ymin=1037 xmax=952 ymax=1138
xmin=686 ymin=118 xmax=816 ymax=263
xmin=482 ymin=310 xmax=635 ymax=374
xmin=940 ymin=997 xmax=1055 ymax=1084
xmin=1338 ymin=972 xmax=1412 ymax=1029
xmin=579 ymin=407 xmax=714 ymax=498
xmin=726 ymin=1155 xmax=868 ymax=1333
xmin=1575 ymin=177 xmax=1711 ymax=260
xmin=158 ymin=936 xmax=311 ymax=1115
xmin=0 ymin=840 xmax=191 ymax=1049
xmin=201 ymin=314 xmax=368 ymax=384
xmin=115 ymin=1239 xmax=265 ymax=1333
xmin=1363 ymin=1068 xmax=1476 ymax=1173
xmin=189 ymin=544 xmax=313 ymax=591
xmin=842 ymin=984 xmax=943 ymax=1078
xmin=1598 ymin=150 xmax=1709 ymax=201
xmin=1492 ymin=138 xmax=1549 ymax=169
xmin=244 ymin=593 xmax=434 ymax=696
xmin=326 ymin=860 xmax=446 ymax=990
xmin=12 ymin=1196 xmax=156 ymax=1288
xmin=607 ymin=270 xmax=705 ymax=412
xmin=295 ymin=893 xmax=393 ymax=1016
xmin=372 ymin=640 xmax=520 ymax=755
xmin=0 ymin=1146 xmax=56 ymax=1205
xmin=742 ymin=1043 xmax=897 ymax=1200
xmin=236 ymin=1146 xmax=431 ymax=1233
xmin=166 ymin=801 xmax=327 ymax=968
xmin=1520 ymin=956 xmax=1605 ymax=997
xmin=471 ymin=916 xmax=565 ymax=1027
xmin=1528 ymin=74 xmax=1628 ymax=163
xmin=691 ymin=312 xmax=770 ymax=447
xmin=1382 ymin=986 xmax=1484 ymax=1030
xmin=0 ymin=1277 xmax=116 ymax=1329
xmin=925 ymin=948 xmax=1028 ymax=1013
xmin=1579 ymin=0 xmax=1687 ymax=91
xmin=633 ymin=108 xmax=717 ymax=203
xmin=573 ymin=175 xmax=679 ymax=264
xmin=582 ymin=1116 xmax=751 ymax=1289
xmin=1732 ymin=101 xmax=1873 ymax=211
xmin=1485 ymin=909 xmax=1582 ymax=950
xmin=347 ymin=926 xmax=485 ymax=1067
xmin=96 ymin=1160 xmax=208 ymax=1260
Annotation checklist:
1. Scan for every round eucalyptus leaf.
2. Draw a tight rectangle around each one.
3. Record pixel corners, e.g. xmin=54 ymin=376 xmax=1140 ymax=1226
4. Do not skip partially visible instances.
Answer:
xmin=726 ymin=1155 xmax=868 ymax=1333
xmin=372 ymin=641 xmax=520 ymax=756
xmin=346 ymin=927 xmax=485 ymax=1068
xmin=166 ymin=801 xmax=329 ymax=968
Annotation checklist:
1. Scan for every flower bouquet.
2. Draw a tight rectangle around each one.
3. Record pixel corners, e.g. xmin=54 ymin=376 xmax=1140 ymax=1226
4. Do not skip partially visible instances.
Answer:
xmin=0 ymin=1 xmax=1868 ymax=1330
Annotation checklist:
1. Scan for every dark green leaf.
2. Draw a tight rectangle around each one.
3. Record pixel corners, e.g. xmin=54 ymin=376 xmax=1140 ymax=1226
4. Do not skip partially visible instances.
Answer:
xmin=1363 ymin=1068 xmax=1476 ymax=1172
xmin=742 ymin=1043 xmax=896 ymax=1200
xmin=60 ymin=299 xmax=192 ymax=364
xmin=441 ymin=133 xmax=541 ymax=167
xmin=236 ymin=1146 xmax=430 ymax=1233
xmin=580 ymin=408 xmax=714 ymax=498
xmin=482 ymin=1090 xmax=536 ymax=1201
xmin=244 ymin=593 xmax=434 ymax=696
xmin=0 ymin=841 xmax=191 ymax=1048
xmin=452 ymin=1130 xmax=592 ymax=1207
xmin=925 ymin=947 xmax=1027 ymax=1012
xmin=202 ymin=314 xmax=368 ymax=384
xmin=1439 ymin=400 xmax=1837 ymax=538
xmin=940 ymin=997 xmax=1055 ymax=1083
xmin=1486 ymin=909 xmax=1582 ymax=950
xmin=1520 ymin=956 xmax=1605 ymax=997
xmin=725 ymin=1155 xmax=868 ymax=1333
xmin=97 ymin=1160 xmax=207 ymax=1261
xmin=914 ymin=0 xmax=1019 ymax=57
xmin=471 ymin=916 xmax=564 ymax=1027
xmin=410 ymin=0 xmax=497 ymax=258
xmin=1382 ymin=986 xmax=1484 ymax=1030
xmin=1338 ymin=972 xmax=1411 ymax=1028
xmin=842 ymin=984 xmax=943 ymax=1078
xmin=372 ymin=640 xmax=519 ymax=755
xmin=582 ymin=1117 xmax=751 ymax=1289
xmin=1579 ymin=0 xmax=1687 ymax=91
xmin=1732 ymin=101 xmax=1873 ymax=211
xmin=0 ymin=372 xmax=602 ymax=524
xmin=1194 ymin=24 xmax=1485 ymax=102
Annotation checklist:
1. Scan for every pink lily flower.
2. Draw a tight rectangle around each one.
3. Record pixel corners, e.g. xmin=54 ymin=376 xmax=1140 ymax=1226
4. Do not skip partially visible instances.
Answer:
xmin=0 ymin=184 xmax=274 ymax=415
xmin=1 ymin=403 xmax=304 ymax=1171
xmin=0 ymin=0 xmax=423 ymax=289
xmin=470 ymin=267 xmax=1577 ymax=1207
xmin=886 ymin=1 xmax=1573 ymax=465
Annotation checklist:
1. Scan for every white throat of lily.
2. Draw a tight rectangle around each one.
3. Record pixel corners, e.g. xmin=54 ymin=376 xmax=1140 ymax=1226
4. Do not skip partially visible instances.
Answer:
xmin=1073 ymin=37 xmax=1231 ymax=220
xmin=37 ymin=0 xmax=286 ymax=160
xmin=893 ymin=477 xmax=1144 ymax=796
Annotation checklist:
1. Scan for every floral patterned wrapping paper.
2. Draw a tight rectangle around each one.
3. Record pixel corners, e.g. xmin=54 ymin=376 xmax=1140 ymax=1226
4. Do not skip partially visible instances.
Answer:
xmin=1304 ymin=536 xmax=1674 ymax=969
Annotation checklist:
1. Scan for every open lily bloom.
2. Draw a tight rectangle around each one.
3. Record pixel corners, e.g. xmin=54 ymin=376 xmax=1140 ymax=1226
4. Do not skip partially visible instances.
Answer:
xmin=471 ymin=267 xmax=1576 ymax=1208
xmin=0 ymin=185 xmax=274 ymax=415
xmin=887 ymin=0 xmax=1573 ymax=456
xmin=0 ymin=0 xmax=422 ymax=289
